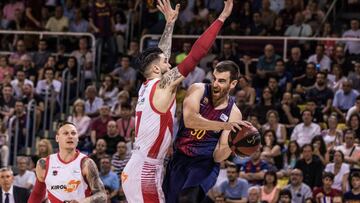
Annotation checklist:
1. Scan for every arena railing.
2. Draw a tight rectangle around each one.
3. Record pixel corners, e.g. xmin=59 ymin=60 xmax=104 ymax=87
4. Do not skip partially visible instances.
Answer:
xmin=140 ymin=35 xmax=360 ymax=61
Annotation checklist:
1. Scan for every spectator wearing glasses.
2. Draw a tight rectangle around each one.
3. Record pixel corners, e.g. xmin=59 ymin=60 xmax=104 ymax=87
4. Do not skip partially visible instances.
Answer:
xmin=0 ymin=167 xmax=30 ymax=202
xmin=284 ymin=169 xmax=312 ymax=203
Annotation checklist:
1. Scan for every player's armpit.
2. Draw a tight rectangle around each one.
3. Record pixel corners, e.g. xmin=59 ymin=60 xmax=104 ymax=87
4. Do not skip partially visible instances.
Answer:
xmin=80 ymin=158 xmax=107 ymax=203
xmin=158 ymin=67 xmax=184 ymax=89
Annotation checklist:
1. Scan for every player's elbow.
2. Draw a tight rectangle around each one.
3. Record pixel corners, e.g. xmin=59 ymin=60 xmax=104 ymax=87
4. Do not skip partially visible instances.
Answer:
xmin=183 ymin=112 xmax=195 ymax=129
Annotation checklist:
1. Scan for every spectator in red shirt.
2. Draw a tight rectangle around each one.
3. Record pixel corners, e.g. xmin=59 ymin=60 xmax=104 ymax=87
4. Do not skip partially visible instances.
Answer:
xmin=90 ymin=105 xmax=113 ymax=145
xmin=313 ymin=172 xmax=342 ymax=203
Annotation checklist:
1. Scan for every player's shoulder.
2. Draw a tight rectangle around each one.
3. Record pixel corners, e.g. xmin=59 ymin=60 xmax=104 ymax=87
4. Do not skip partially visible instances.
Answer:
xmin=230 ymin=103 xmax=241 ymax=116
xmin=188 ymin=83 xmax=206 ymax=92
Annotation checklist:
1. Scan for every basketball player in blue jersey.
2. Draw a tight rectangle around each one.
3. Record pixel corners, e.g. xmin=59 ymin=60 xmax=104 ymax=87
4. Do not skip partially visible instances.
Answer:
xmin=163 ymin=60 xmax=250 ymax=202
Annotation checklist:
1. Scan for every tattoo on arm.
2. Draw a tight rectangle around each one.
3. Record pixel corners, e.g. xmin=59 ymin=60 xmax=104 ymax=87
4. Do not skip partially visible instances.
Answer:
xmin=81 ymin=158 xmax=107 ymax=203
xmin=38 ymin=159 xmax=46 ymax=170
xmin=158 ymin=22 xmax=175 ymax=61
xmin=159 ymin=67 xmax=183 ymax=89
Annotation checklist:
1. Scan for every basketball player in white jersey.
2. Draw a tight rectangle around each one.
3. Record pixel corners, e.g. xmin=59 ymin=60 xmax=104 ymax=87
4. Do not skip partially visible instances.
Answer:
xmin=28 ymin=121 xmax=107 ymax=203
xmin=122 ymin=0 xmax=238 ymax=202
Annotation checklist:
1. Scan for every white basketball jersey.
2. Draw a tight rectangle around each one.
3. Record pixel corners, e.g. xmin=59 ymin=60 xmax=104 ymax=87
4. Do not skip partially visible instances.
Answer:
xmin=134 ymin=78 xmax=176 ymax=160
xmin=45 ymin=152 xmax=90 ymax=202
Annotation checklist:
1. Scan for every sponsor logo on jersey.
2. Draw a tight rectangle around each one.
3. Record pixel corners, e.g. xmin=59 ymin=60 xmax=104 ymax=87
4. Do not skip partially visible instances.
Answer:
xmin=220 ymin=113 xmax=229 ymax=122
xmin=52 ymin=170 xmax=58 ymax=176
xmin=202 ymin=97 xmax=209 ymax=105
xmin=50 ymin=179 xmax=81 ymax=193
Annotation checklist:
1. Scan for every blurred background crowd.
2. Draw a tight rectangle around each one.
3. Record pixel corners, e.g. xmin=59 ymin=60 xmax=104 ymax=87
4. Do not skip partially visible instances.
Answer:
xmin=0 ymin=0 xmax=359 ymax=202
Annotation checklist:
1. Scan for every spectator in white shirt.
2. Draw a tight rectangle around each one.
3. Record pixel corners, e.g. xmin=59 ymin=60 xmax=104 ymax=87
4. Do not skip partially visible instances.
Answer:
xmin=10 ymin=70 xmax=33 ymax=99
xmin=307 ymin=44 xmax=332 ymax=72
xmin=342 ymin=19 xmax=360 ymax=55
xmin=85 ymin=85 xmax=104 ymax=117
xmin=291 ymin=109 xmax=321 ymax=147
xmin=346 ymin=95 xmax=360 ymax=122
xmin=284 ymin=12 xmax=312 ymax=37
xmin=335 ymin=130 xmax=360 ymax=168
xmin=13 ymin=156 xmax=35 ymax=190
xmin=35 ymin=67 xmax=61 ymax=99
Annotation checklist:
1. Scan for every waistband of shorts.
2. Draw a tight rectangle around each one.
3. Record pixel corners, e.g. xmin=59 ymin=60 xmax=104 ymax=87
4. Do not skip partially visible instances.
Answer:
xmin=131 ymin=150 xmax=164 ymax=165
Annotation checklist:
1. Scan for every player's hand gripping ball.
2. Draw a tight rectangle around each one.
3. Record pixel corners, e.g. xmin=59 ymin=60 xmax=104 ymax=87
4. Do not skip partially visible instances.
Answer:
xmin=228 ymin=124 xmax=261 ymax=157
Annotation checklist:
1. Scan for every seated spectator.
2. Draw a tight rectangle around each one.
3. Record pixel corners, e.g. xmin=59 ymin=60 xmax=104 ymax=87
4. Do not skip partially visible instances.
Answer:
xmin=253 ymin=87 xmax=277 ymax=124
xmin=0 ymin=167 xmax=30 ymax=202
xmin=247 ymin=186 xmax=262 ymax=203
xmin=302 ymin=1 xmax=324 ymax=30
xmin=70 ymin=37 xmax=93 ymax=70
xmin=313 ymin=172 xmax=342 ymax=203
xmin=260 ymin=0 xmax=276 ymax=29
xmin=18 ymin=54 xmax=37 ymax=83
xmin=295 ymin=144 xmax=324 ymax=188
xmin=306 ymin=71 xmax=334 ymax=114
xmin=284 ymin=12 xmax=312 ymax=37
xmin=260 ymin=171 xmax=280 ymax=203
xmin=294 ymin=63 xmax=317 ymax=97
xmin=262 ymin=111 xmax=286 ymax=144
xmin=333 ymin=80 xmax=359 ymax=118
xmin=347 ymin=114 xmax=360 ymax=139
xmin=305 ymin=99 xmax=324 ymax=123
xmin=235 ymin=90 xmax=252 ymax=120
xmin=239 ymin=148 xmax=269 ymax=186
xmin=111 ymin=141 xmax=130 ymax=176
xmin=285 ymin=141 xmax=301 ymax=171
xmin=276 ymin=92 xmax=301 ymax=128
xmin=111 ymin=90 xmax=130 ymax=118
xmin=219 ymin=164 xmax=249 ymax=202
xmin=348 ymin=62 xmax=360 ymax=92
xmin=321 ymin=114 xmax=343 ymax=147
xmin=35 ymin=67 xmax=61 ymax=99
xmin=182 ymin=66 xmax=205 ymax=89
xmin=103 ymin=121 xmax=125 ymax=155
xmin=10 ymin=69 xmax=33 ymax=99
xmin=346 ymin=95 xmax=360 ymax=122
xmin=84 ymin=85 xmax=104 ymax=117
xmin=278 ymin=189 xmax=292 ymax=203
xmin=328 ymin=64 xmax=346 ymax=93
xmin=246 ymin=12 xmax=267 ymax=36
xmin=0 ymin=56 xmax=14 ymax=82
xmin=3 ymin=0 xmax=24 ymax=22
xmin=89 ymin=138 xmax=108 ymax=168
xmin=99 ymin=75 xmax=119 ymax=107
xmin=9 ymin=39 xmax=27 ymax=66
xmin=325 ymin=150 xmax=350 ymax=192
xmin=332 ymin=45 xmax=353 ymax=76
xmin=291 ymin=110 xmax=321 ymax=147
xmin=99 ymin=155 xmax=119 ymax=200
xmin=69 ymin=8 xmax=89 ymax=33
xmin=273 ymin=59 xmax=293 ymax=93
xmin=45 ymin=5 xmax=69 ymax=32
xmin=90 ymin=105 xmax=112 ymax=145
xmin=344 ymin=172 xmax=360 ymax=202
xmin=311 ymin=135 xmax=328 ymax=165
xmin=0 ymin=122 xmax=9 ymax=167
xmin=31 ymin=39 xmax=50 ymax=70
xmin=116 ymin=103 xmax=135 ymax=142
xmin=335 ymin=130 xmax=360 ymax=167
xmin=279 ymin=0 xmax=296 ymax=28
xmin=238 ymin=76 xmax=256 ymax=106
xmin=342 ymin=19 xmax=360 ymax=56
xmin=175 ymin=42 xmax=191 ymax=65
xmin=267 ymin=77 xmax=283 ymax=103
xmin=67 ymin=99 xmax=91 ymax=153
xmin=268 ymin=16 xmax=285 ymax=36
xmin=307 ymin=44 xmax=332 ymax=72
xmin=256 ymin=44 xmax=281 ymax=79
xmin=0 ymin=85 xmax=16 ymax=123
xmin=110 ymin=55 xmax=136 ymax=91
xmin=13 ymin=156 xmax=35 ymax=190
xmin=284 ymin=169 xmax=312 ymax=203
xmin=31 ymin=138 xmax=52 ymax=168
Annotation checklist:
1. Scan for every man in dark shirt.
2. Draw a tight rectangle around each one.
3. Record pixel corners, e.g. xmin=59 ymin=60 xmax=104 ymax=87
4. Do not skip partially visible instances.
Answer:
xmin=278 ymin=0 xmax=296 ymax=28
xmin=103 ymin=121 xmax=125 ymax=155
xmin=295 ymin=144 xmax=324 ymax=189
xmin=294 ymin=62 xmax=317 ymax=94
xmin=306 ymin=71 xmax=333 ymax=114
xmin=89 ymin=0 xmax=116 ymax=73
xmin=247 ymin=12 xmax=266 ymax=36
xmin=344 ymin=172 xmax=360 ymax=202
xmin=285 ymin=47 xmax=307 ymax=81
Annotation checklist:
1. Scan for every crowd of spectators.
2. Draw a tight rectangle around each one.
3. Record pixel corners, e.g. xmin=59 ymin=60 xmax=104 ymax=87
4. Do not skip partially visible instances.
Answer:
xmin=0 ymin=0 xmax=359 ymax=202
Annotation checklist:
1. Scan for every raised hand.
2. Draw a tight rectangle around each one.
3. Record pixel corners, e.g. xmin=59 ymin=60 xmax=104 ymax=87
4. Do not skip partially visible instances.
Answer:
xmin=157 ymin=0 xmax=180 ymax=23
xmin=218 ymin=0 xmax=234 ymax=22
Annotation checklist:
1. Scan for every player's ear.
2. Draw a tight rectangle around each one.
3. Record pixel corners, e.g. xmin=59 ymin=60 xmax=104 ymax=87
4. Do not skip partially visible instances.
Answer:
xmin=153 ymin=64 xmax=161 ymax=74
xmin=230 ymin=79 xmax=238 ymax=89
xmin=55 ymin=133 xmax=59 ymax=143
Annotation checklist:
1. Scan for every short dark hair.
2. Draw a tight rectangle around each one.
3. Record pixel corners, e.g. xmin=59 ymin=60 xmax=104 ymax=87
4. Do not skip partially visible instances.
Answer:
xmin=322 ymin=171 xmax=335 ymax=180
xmin=302 ymin=143 xmax=313 ymax=152
xmin=226 ymin=163 xmax=240 ymax=173
xmin=301 ymin=109 xmax=313 ymax=117
xmin=214 ymin=60 xmax=240 ymax=81
xmin=136 ymin=47 xmax=163 ymax=76
xmin=56 ymin=121 xmax=76 ymax=132
xmin=350 ymin=172 xmax=360 ymax=181
xmin=317 ymin=71 xmax=327 ymax=78
xmin=263 ymin=170 xmax=278 ymax=186
xmin=356 ymin=95 xmax=360 ymax=100
xmin=279 ymin=189 xmax=292 ymax=199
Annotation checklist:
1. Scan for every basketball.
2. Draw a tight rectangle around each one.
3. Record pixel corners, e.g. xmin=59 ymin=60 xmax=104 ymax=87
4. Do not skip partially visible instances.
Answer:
xmin=228 ymin=124 xmax=261 ymax=157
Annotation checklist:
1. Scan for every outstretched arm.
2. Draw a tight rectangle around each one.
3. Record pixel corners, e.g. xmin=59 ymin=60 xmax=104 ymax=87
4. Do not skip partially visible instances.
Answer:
xmin=157 ymin=0 xmax=180 ymax=61
xmin=158 ymin=0 xmax=234 ymax=90
xmin=80 ymin=158 xmax=107 ymax=203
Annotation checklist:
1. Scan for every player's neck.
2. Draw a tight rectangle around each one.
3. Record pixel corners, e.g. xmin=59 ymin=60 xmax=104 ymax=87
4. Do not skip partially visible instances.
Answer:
xmin=58 ymin=149 xmax=78 ymax=162
xmin=212 ymin=95 xmax=228 ymax=108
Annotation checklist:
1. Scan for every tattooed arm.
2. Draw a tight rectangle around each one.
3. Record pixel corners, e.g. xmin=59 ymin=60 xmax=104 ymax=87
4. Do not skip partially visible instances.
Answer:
xmin=28 ymin=158 xmax=47 ymax=203
xmin=157 ymin=0 xmax=180 ymax=60
xmin=80 ymin=158 xmax=107 ymax=203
